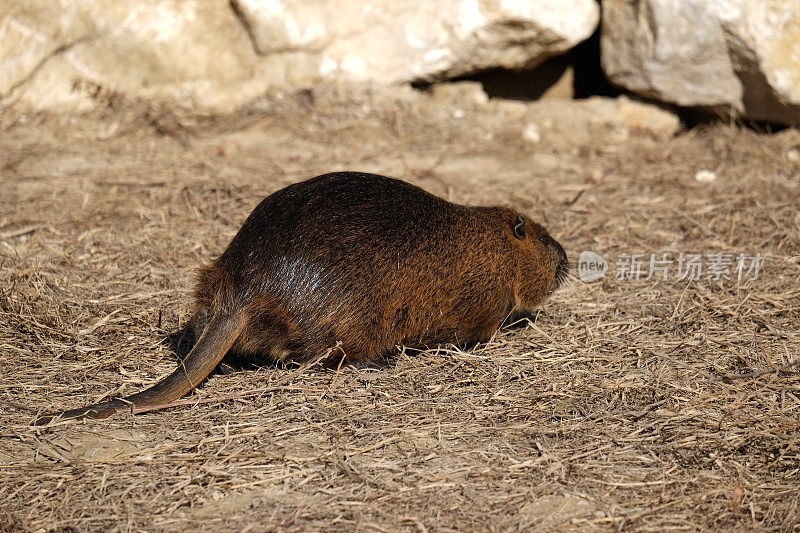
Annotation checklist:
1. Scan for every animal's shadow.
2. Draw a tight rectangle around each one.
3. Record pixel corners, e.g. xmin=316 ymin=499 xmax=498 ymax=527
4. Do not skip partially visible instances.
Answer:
xmin=161 ymin=324 xmax=296 ymax=377
xmin=161 ymin=324 xmax=393 ymax=378
xmin=501 ymin=310 xmax=541 ymax=330
xmin=159 ymin=309 xmax=543 ymax=379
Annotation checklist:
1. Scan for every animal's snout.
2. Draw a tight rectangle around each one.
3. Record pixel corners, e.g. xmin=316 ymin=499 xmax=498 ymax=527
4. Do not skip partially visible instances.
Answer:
xmin=540 ymin=233 xmax=569 ymax=287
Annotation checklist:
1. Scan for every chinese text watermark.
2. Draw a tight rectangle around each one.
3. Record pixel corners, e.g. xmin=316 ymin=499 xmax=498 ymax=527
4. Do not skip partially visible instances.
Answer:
xmin=577 ymin=251 xmax=762 ymax=283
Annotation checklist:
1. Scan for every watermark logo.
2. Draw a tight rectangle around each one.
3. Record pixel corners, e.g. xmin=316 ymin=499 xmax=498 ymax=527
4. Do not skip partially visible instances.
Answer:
xmin=577 ymin=252 xmax=762 ymax=282
xmin=577 ymin=251 xmax=608 ymax=282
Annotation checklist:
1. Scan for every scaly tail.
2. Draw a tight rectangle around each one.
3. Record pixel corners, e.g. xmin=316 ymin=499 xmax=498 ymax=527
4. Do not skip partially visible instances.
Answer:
xmin=34 ymin=312 xmax=247 ymax=425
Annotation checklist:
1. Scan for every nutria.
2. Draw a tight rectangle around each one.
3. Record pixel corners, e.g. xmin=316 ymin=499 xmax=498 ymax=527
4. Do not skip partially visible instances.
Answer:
xmin=35 ymin=172 xmax=568 ymax=424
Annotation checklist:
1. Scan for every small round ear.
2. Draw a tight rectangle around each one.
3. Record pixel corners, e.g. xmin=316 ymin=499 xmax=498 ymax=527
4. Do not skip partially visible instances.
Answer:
xmin=513 ymin=216 xmax=526 ymax=240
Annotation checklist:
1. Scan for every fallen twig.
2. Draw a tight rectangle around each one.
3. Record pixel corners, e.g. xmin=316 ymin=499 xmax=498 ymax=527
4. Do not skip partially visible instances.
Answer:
xmin=711 ymin=357 xmax=800 ymax=382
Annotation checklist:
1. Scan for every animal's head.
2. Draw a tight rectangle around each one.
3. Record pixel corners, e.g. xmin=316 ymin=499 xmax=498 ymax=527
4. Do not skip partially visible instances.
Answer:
xmin=507 ymin=212 xmax=569 ymax=310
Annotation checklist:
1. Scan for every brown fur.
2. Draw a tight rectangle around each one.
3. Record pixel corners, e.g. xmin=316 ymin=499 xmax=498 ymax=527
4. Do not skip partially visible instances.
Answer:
xmin=35 ymin=172 xmax=568 ymax=424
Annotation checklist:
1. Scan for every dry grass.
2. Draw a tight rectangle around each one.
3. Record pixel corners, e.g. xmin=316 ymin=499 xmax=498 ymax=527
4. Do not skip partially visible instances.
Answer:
xmin=1 ymin=85 xmax=799 ymax=531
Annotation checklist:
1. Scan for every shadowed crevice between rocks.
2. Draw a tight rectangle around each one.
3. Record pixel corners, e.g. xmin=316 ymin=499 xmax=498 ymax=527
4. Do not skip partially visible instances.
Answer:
xmin=228 ymin=0 xmax=263 ymax=57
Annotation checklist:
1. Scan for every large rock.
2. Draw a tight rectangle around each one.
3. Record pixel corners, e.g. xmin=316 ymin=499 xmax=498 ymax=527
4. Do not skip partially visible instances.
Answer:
xmin=0 ymin=0 xmax=267 ymax=112
xmin=0 ymin=0 xmax=599 ymax=113
xmin=601 ymin=0 xmax=800 ymax=124
xmin=231 ymin=0 xmax=600 ymax=83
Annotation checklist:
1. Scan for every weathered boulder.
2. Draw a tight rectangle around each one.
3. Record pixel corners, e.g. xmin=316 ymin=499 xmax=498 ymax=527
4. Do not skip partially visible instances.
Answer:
xmin=231 ymin=0 xmax=600 ymax=83
xmin=0 ymin=0 xmax=271 ymax=112
xmin=0 ymin=0 xmax=599 ymax=113
xmin=601 ymin=0 xmax=800 ymax=124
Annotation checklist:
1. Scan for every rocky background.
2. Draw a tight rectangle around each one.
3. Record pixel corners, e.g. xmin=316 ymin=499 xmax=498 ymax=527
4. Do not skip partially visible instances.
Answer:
xmin=2 ymin=0 xmax=800 ymax=125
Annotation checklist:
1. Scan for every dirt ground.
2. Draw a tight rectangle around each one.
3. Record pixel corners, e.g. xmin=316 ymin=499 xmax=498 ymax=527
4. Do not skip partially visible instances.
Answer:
xmin=1 ymin=84 xmax=799 ymax=532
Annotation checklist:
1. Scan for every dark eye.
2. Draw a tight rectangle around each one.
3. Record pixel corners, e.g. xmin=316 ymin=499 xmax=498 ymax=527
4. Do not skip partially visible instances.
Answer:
xmin=513 ymin=217 xmax=526 ymax=240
